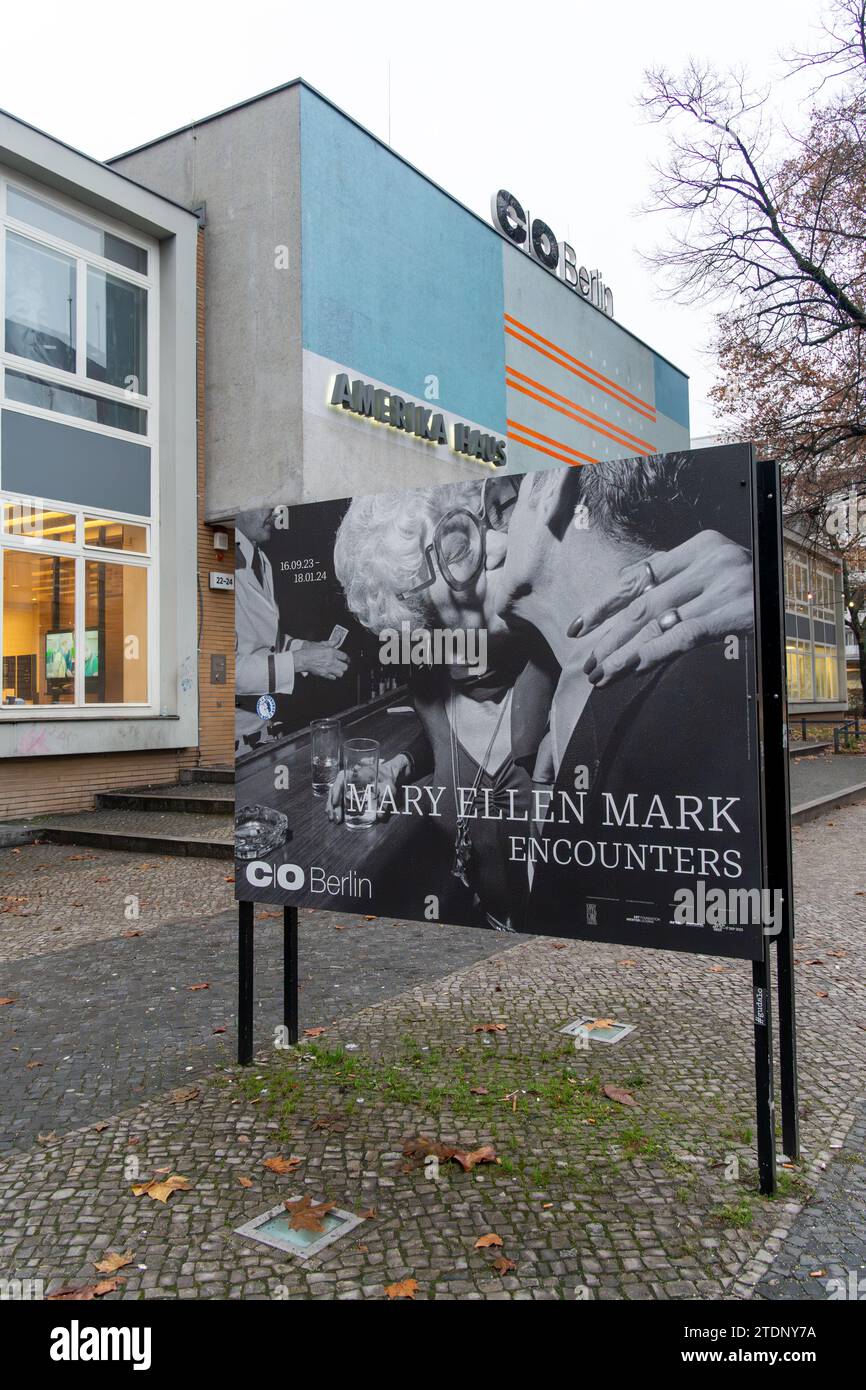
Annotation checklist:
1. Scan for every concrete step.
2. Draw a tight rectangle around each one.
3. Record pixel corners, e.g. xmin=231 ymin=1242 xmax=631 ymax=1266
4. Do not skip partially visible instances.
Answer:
xmin=96 ymin=781 xmax=233 ymax=815
xmin=789 ymin=741 xmax=833 ymax=758
xmin=180 ymin=766 xmax=234 ymax=785
xmin=31 ymin=807 xmax=233 ymax=859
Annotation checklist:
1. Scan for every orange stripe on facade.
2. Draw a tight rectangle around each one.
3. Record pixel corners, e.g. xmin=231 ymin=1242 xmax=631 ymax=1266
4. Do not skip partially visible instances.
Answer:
xmin=505 ymin=325 xmax=657 ymax=424
xmin=506 ymin=365 xmax=655 ymax=455
xmin=507 ymin=377 xmax=654 ymax=457
xmin=507 ymin=419 xmax=597 ymax=467
xmin=504 ymin=312 xmax=656 ymax=417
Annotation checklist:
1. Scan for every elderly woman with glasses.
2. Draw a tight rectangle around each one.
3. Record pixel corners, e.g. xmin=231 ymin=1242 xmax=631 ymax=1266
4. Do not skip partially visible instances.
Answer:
xmin=329 ymin=475 xmax=552 ymax=931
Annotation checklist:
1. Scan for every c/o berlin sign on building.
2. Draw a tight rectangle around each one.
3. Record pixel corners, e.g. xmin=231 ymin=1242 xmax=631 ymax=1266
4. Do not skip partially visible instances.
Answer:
xmin=491 ymin=189 xmax=614 ymax=319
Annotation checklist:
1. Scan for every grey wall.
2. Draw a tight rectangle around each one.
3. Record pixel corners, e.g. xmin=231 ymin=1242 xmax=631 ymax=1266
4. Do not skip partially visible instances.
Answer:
xmin=111 ymin=87 xmax=303 ymax=522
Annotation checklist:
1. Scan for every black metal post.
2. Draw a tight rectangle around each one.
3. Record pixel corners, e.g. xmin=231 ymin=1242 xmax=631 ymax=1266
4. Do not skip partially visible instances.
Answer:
xmin=238 ymin=900 xmax=254 ymax=1065
xmin=284 ymin=904 xmax=299 ymax=1044
xmin=753 ymin=952 xmax=777 ymax=1196
xmin=753 ymin=457 xmax=799 ymax=1162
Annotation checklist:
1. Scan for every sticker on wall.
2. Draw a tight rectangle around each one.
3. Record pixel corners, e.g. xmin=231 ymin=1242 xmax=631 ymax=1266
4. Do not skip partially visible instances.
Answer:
xmin=256 ymin=694 xmax=277 ymax=721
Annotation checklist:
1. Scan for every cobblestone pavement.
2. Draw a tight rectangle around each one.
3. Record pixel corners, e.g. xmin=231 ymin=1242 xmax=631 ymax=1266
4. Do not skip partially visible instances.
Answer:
xmin=755 ymin=1101 xmax=866 ymax=1300
xmin=0 ymin=802 xmax=864 ymax=1300
xmin=0 ymin=842 xmax=234 ymax=963
xmin=0 ymin=899 xmax=520 ymax=1155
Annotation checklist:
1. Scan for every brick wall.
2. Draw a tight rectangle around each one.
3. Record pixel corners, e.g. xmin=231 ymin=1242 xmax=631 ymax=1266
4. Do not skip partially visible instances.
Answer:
xmin=195 ymin=225 xmax=236 ymax=767
xmin=0 ymin=748 xmax=198 ymax=820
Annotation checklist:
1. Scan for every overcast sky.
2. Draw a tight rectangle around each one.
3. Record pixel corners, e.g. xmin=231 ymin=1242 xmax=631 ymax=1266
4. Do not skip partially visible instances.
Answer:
xmin=2 ymin=0 xmax=830 ymax=435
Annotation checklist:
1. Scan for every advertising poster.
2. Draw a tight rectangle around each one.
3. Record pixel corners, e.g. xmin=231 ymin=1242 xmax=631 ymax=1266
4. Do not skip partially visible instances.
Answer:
xmin=235 ymin=445 xmax=769 ymax=960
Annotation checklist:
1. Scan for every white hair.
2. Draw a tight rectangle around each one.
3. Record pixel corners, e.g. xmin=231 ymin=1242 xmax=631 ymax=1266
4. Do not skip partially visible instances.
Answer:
xmin=334 ymin=480 xmax=483 ymax=634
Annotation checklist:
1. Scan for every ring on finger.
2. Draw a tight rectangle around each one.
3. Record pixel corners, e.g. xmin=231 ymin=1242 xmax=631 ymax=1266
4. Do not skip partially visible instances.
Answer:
xmin=642 ymin=560 xmax=657 ymax=592
xmin=658 ymin=607 xmax=681 ymax=631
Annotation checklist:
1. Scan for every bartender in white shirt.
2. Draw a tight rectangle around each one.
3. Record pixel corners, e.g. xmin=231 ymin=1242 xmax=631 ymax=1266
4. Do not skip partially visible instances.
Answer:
xmin=235 ymin=506 xmax=349 ymax=749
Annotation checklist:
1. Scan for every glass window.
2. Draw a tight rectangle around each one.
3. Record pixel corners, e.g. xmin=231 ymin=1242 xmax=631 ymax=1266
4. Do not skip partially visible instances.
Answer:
xmin=814 ymin=644 xmax=839 ymax=701
xmin=83 ymin=517 xmax=148 ymax=553
xmin=84 ymin=559 xmax=148 ymax=703
xmin=786 ymin=638 xmax=813 ymax=702
xmin=2 ymin=499 xmax=76 ymax=543
xmin=5 ymin=370 xmax=147 ymax=435
xmin=5 ymin=231 xmax=76 ymax=373
xmin=2 ymin=548 xmax=75 ymax=706
xmin=7 ymin=187 xmax=147 ymax=275
xmin=86 ymin=268 xmax=147 ymax=393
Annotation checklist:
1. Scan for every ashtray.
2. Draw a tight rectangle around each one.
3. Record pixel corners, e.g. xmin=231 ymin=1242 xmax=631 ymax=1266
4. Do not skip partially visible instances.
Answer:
xmin=234 ymin=804 xmax=289 ymax=860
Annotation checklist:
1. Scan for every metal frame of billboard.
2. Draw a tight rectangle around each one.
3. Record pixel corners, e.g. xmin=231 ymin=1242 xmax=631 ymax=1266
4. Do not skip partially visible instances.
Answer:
xmin=235 ymin=450 xmax=798 ymax=1196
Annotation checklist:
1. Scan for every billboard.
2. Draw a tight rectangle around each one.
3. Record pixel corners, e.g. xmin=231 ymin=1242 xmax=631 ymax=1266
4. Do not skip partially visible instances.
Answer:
xmin=235 ymin=444 xmax=773 ymax=960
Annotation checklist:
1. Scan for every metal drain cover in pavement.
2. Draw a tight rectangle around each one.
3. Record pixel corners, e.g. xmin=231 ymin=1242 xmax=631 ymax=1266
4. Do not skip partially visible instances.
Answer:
xmin=560 ymin=1017 xmax=635 ymax=1045
xmin=234 ymin=1198 xmax=365 ymax=1260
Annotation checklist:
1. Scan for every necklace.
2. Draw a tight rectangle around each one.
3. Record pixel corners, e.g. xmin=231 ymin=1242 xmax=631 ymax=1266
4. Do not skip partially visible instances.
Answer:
xmin=448 ymin=688 xmax=510 ymax=887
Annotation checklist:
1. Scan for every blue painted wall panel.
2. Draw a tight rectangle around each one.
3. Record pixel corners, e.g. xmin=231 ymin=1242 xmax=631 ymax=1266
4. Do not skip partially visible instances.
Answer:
xmin=300 ymin=88 xmax=506 ymax=431
xmin=653 ymin=352 xmax=690 ymax=431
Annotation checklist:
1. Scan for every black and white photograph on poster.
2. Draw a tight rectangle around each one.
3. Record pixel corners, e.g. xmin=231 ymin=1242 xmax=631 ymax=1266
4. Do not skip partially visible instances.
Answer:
xmin=235 ymin=444 xmax=767 ymax=959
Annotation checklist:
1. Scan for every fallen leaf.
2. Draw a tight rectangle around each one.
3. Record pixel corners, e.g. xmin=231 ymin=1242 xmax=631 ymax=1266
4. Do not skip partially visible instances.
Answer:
xmin=473 ymin=1023 xmax=507 ymax=1033
xmin=385 ymin=1278 xmax=418 ymax=1299
xmin=131 ymin=1173 xmax=191 ymax=1203
xmin=356 ymin=1243 xmax=369 ymax=1254
xmin=452 ymin=1145 xmax=499 ymax=1172
xmin=603 ymin=1083 xmax=637 ymax=1107
xmin=550 ymin=943 xmax=567 ymax=950
xmin=167 ymin=1086 xmax=200 ymax=1104
xmin=826 ymin=951 xmax=848 ymax=958
xmin=47 ymin=1278 xmax=124 ymax=1300
xmin=403 ymin=1136 xmax=457 ymax=1162
xmin=809 ymin=1270 xmax=827 ymax=1278
xmin=312 ymin=1114 xmax=349 ymax=1132
xmin=25 ymin=1059 xmax=43 ymax=1069
xmin=37 ymin=1132 xmax=58 ymax=1145
xmin=263 ymin=1155 xmax=304 ymax=1175
xmin=304 ymin=1026 xmax=327 ymax=1037
xmin=709 ymin=966 xmax=728 ymax=973
xmin=618 ymin=959 xmax=637 ymax=966
xmin=469 ymin=1086 xmax=489 ymax=1095
xmin=284 ymin=1194 xmax=335 ymax=1232
xmin=238 ymin=1176 xmax=253 ymax=1188
xmin=92 ymin=1122 xmax=110 ymax=1132
xmin=492 ymin=1255 xmax=517 ymax=1274
xmin=94 ymin=1251 xmax=134 ymax=1274
xmin=0 ymin=997 xmax=17 ymax=1006
xmin=359 ymin=1208 xmax=376 ymax=1220
xmin=188 ymin=982 xmax=210 ymax=992
xmin=816 ymin=991 xmax=829 ymax=998
xmin=474 ymin=1233 xmax=503 ymax=1248
xmin=224 ymin=876 xmax=235 ymax=883
xmin=121 ymin=930 xmax=142 ymax=938
xmin=586 ymin=1019 xmax=616 ymax=1031
xmin=258 ymin=910 xmax=280 ymax=919
xmin=802 ymin=959 xmax=824 ymax=966
xmin=212 ymin=1026 xmax=227 ymax=1034
xmin=363 ymin=915 xmax=376 ymax=921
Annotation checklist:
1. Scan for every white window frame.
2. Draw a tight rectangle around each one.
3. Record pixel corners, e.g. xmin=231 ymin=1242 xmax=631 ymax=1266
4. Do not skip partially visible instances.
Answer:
xmin=0 ymin=168 xmax=159 ymax=719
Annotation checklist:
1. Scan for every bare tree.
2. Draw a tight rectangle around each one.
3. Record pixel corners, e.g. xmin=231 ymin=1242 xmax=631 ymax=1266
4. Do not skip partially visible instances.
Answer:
xmin=641 ymin=1 xmax=866 ymax=483
xmin=641 ymin=2 xmax=866 ymax=705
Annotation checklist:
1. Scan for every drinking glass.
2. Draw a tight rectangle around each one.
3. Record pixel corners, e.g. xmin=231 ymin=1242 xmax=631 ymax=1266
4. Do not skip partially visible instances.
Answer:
xmin=310 ymin=718 xmax=341 ymax=797
xmin=343 ymin=737 xmax=379 ymax=829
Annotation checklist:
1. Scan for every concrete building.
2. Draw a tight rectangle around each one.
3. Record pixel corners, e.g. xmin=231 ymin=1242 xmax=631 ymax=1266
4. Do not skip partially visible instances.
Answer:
xmin=1 ymin=80 xmax=691 ymax=819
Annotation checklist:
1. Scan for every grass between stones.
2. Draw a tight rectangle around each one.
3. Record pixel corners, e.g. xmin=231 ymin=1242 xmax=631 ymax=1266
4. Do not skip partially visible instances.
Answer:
xmin=220 ymin=1031 xmax=799 ymax=1208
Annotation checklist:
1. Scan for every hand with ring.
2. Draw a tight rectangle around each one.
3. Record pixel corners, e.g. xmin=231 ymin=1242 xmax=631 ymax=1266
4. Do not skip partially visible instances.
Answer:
xmin=567 ymin=530 xmax=754 ymax=688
